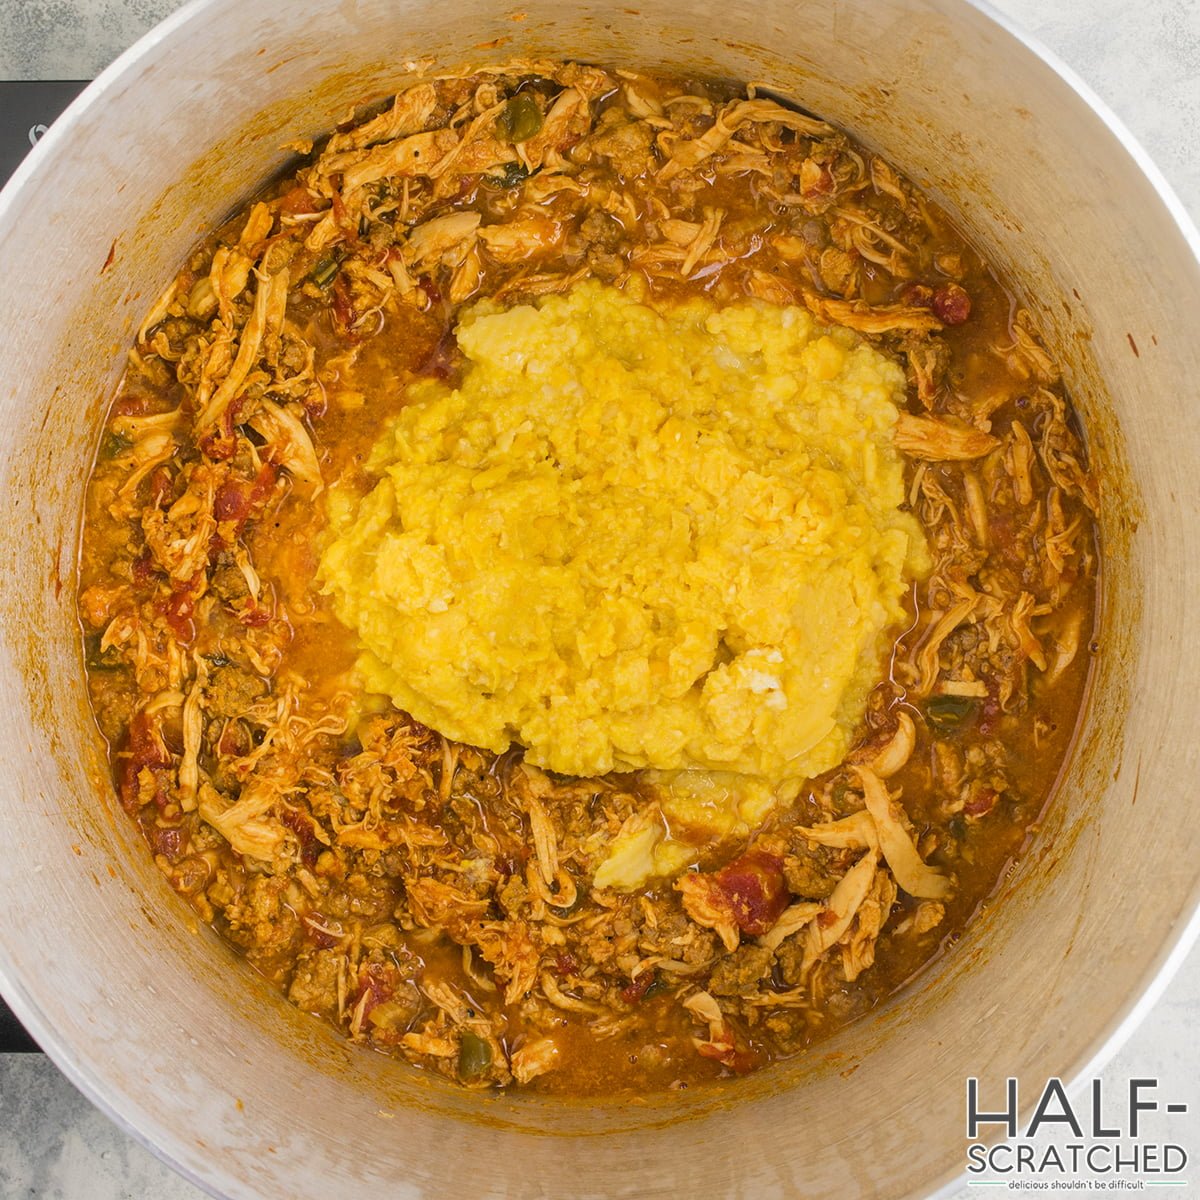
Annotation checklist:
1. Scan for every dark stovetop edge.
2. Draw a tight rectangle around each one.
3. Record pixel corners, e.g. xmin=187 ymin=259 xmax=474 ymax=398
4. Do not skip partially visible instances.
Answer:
xmin=0 ymin=78 xmax=89 ymax=1053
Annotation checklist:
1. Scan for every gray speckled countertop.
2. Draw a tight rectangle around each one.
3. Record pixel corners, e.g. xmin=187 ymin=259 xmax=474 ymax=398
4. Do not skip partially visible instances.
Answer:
xmin=1 ymin=2 xmax=1198 ymax=1197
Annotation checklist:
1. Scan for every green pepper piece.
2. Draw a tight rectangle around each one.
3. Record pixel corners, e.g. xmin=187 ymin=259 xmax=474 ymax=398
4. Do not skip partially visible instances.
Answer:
xmin=487 ymin=161 xmax=531 ymax=189
xmin=309 ymin=252 xmax=343 ymax=289
xmin=497 ymin=94 xmax=544 ymax=144
xmin=85 ymin=636 xmax=124 ymax=673
xmin=926 ymin=694 xmax=977 ymax=730
xmin=99 ymin=430 xmax=131 ymax=460
xmin=457 ymin=1031 xmax=493 ymax=1080
xmin=642 ymin=976 xmax=668 ymax=1002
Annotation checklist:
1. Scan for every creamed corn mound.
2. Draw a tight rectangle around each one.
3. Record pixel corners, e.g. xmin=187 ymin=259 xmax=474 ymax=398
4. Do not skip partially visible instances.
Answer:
xmin=319 ymin=280 xmax=929 ymax=782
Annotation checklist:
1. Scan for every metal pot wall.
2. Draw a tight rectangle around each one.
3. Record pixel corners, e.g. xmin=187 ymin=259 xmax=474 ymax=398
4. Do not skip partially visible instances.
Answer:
xmin=0 ymin=1 xmax=1198 ymax=1197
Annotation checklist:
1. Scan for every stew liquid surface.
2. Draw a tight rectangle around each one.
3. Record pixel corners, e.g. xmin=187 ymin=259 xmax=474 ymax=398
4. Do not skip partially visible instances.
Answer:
xmin=79 ymin=63 xmax=1098 ymax=1095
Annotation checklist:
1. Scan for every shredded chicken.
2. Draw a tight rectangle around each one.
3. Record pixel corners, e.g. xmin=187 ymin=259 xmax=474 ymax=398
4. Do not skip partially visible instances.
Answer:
xmin=79 ymin=59 xmax=1097 ymax=1095
xmin=856 ymin=767 xmax=952 ymax=900
xmin=801 ymin=850 xmax=879 ymax=976
xmin=894 ymin=413 xmax=1000 ymax=461
xmin=511 ymin=1037 xmax=560 ymax=1083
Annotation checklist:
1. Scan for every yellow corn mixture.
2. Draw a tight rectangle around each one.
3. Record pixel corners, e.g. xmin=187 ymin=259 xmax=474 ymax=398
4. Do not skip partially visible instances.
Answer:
xmin=320 ymin=282 xmax=929 ymax=811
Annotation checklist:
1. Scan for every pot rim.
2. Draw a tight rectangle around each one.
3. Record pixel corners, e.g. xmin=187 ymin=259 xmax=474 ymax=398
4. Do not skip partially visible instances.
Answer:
xmin=1 ymin=3 xmax=1198 ymax=1199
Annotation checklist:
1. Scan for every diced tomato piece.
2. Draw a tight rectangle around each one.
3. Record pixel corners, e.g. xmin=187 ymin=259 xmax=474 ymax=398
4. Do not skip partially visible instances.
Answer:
xmin=696 ymin=1038 xmax=757 ymax=1074
xmin=149 ymin=466 xmax=173 ymax=508
xmin=199 ymin=404 xmax=238 ymax=461
xmin=277 ymin=185 xmax=322 ymax=217
xmin=161 ymin=586 xmax=196 ymax=642
xmin=932 ymin=283 xmax=971 ymax=325
xmin=118 ymin=710 xmax=171 ymax=814
xmin=417 ymin=274 xmax=442 ymax=306
xmin=131 ymin=551 xmax=157 ymax=591
xmin=620 ymin=970 xmax=655 ymax=1005
xmin=554 ymin=950 xmax=580 ymax=978
xmin=281 ymin=807 xmax=320 ymax=868
xmin=331 ymin=274 xmax=358 ymax=338
xmin=351 ymin=962 xmax=399 ymax=1026
xmin=964 ymin=787 xmax=999 ymax=818
xmin=152 ymin=824 xmax=185 ymax=862
xmin=709 ymin=849 xmax=789 ymax=937
xmin=214 ymin=462 xmax=279 ymax=527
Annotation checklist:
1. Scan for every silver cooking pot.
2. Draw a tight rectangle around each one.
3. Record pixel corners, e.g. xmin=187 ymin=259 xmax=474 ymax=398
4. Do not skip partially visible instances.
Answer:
xmin=1 ymin=1 xmax=1198 ymax=1197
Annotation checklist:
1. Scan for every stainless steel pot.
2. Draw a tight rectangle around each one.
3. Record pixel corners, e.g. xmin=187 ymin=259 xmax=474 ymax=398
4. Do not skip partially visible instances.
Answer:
xmin=1 ymin=1 xmax=1198 ymax=1197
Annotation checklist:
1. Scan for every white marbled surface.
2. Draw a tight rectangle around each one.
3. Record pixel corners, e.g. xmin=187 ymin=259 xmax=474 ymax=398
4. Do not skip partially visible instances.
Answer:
xmin=0 ymin=1 xmax=1198 ymax=1197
